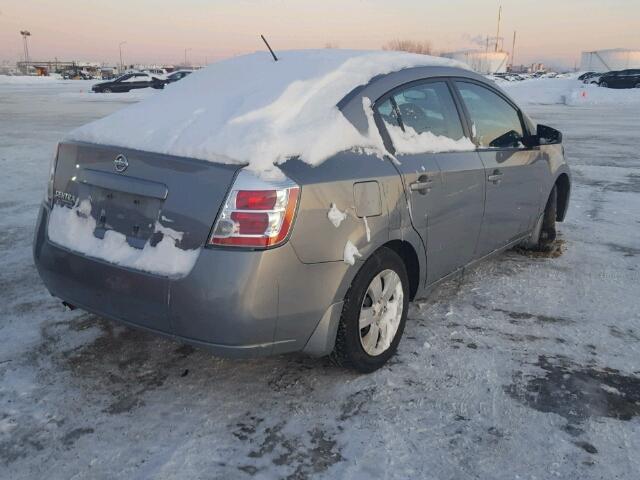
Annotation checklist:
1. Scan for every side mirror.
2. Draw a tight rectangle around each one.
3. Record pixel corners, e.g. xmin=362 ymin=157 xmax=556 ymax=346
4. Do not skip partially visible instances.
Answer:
xmin=489 ymin=130 xmax=522 ymax=149
xmin=536 ymin=124 xmax=562 ymax=145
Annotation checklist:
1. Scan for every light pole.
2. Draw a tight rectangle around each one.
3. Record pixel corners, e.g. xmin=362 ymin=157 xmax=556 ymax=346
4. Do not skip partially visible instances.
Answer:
xmin=119 ymin=41 xmax=127 ymax=73
xmin=184 ymin=48 xmax=192 ymax=67
xmin=20 ymin=30 xmax=31 ymax=74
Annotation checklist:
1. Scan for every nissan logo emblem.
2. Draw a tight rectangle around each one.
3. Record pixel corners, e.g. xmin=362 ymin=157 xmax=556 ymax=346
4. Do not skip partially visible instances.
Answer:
xmin=114 ymin=154 xmax=129 ymax=173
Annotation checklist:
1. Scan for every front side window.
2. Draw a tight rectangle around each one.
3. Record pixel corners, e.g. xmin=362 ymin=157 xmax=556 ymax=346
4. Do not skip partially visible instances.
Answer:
xmin=375 ymin=81 xmax=472 ymax=154
xmin=456 ymin=82 xmax=525 ymax=149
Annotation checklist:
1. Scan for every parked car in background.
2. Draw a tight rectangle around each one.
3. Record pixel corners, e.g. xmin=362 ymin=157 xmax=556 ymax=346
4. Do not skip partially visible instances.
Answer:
xmin=63 ymin=69 xmax=92 ymax=80
xmin=35 ymin=51 xmax=570 ymax=372
xmin=91 ymin=72 xmax=164 ymax=93
xmin=578 ymin=71 xmax=596 ymax=81
xmin=164 ymin=69 xmax=193 ymax=84
xmin=492 ymin=73 xmax=524 ymax=82
xmin=583 ymin=73 xmax=604 ymax=85
xmin=599 ymin=69 xmax=640 ymax=89
xmin=143 ymin=68 xmax=168 ymax=79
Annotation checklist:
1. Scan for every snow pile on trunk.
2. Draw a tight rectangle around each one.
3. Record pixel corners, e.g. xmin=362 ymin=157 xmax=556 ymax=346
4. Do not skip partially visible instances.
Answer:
xmin=66 ymin=50 xmax=467 ymax=174
xmin=48 ymin=200 xmax=199 ymax=277
xmin=385 ymin=123 xmax=475 ymax=154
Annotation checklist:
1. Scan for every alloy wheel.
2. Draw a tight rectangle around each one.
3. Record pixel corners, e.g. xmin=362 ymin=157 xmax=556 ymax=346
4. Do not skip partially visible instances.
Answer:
xmin=358 ymin=269 xmax=404 ymax=356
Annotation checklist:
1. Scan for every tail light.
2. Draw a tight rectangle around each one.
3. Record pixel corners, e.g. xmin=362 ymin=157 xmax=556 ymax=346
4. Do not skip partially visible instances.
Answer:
xmin=208 ymin=170 xmax=300 ymax=249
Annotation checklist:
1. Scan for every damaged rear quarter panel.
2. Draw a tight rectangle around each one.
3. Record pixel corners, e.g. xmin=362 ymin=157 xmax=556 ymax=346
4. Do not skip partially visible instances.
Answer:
xmin=281 ymin=152 xmax=407 ymax=264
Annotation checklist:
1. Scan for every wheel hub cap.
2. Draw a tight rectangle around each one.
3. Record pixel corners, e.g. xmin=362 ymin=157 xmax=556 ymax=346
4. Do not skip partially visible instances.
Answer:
xmin=358 ymin=269 xmax=404 ymax=356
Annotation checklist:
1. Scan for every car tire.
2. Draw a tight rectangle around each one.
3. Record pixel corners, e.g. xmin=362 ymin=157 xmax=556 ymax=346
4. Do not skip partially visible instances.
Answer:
xmin=331 ymin=247 xmax=409 ymax=373
xmin=103 ymin=88 xmax=112 ymax=93
xmin=524 ymin=185 xmax=557 ymax=251
xmin=600 ymin=81 xmax=608 ymax=88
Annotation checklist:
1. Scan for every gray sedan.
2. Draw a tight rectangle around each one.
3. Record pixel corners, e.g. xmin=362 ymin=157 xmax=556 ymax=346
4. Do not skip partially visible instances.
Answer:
xmin=34 ymin=62 xmax=570 ymax=372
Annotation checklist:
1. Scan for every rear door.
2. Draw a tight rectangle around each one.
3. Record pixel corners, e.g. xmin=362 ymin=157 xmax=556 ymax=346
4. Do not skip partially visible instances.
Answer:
xmin=120 ymin=73 xmax=148 ymax=91
xmin=111 ymin=74 xmax=132 ymax=92
xmin=454 ymin=80 xmax=542 ymax=256
xmin=374 ymin=80 xmax=485 ymax=284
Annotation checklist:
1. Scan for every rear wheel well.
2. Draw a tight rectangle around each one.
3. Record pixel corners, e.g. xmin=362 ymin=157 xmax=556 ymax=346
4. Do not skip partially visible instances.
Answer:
xmin=381 ymin=240 xmax=419 ymax=300
xmin=555 ymin=174 xmax=570 ymax=222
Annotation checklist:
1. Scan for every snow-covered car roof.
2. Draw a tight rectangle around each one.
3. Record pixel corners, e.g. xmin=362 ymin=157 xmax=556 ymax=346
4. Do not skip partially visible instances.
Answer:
xmin=67 ymin=49 xmax=469 ymax=174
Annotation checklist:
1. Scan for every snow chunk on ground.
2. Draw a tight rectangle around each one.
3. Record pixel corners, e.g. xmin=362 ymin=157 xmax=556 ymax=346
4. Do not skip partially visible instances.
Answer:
xmin=66 ymin=50 xmax=467 ymax=173
xmin=386 ymin=123 xmax=475 ymax=154
xmin=47 ymin=200 xmax=199 ymax=277
xmin=343 ymin=240 xmax=362 ymax=265
xmin=328 ymin=203 xmax=347 ymax=228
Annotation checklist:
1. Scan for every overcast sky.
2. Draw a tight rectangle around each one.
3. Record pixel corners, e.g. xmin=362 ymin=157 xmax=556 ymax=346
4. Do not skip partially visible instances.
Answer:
xmin=1 ymin=0 xmax=638 ymax=68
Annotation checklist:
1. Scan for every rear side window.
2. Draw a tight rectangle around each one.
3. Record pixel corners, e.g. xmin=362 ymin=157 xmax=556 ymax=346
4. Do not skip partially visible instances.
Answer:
xmin=376 ymin=98 xmax=401 ymax=128
xmin=456 ymin=82 xmax=525 ymax=149
xmin=380 ymin=81 xmax=465 ymax=140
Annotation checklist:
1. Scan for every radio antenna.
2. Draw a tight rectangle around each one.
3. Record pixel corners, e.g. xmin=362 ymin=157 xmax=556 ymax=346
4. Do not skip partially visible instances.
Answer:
xmin=261 ymin=35 xmax=278 ymax=62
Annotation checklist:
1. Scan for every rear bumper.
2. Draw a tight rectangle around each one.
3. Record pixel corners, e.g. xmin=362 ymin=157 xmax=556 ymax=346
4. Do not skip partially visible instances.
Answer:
xmin=33 ymin=204 xmax=351 ymax=358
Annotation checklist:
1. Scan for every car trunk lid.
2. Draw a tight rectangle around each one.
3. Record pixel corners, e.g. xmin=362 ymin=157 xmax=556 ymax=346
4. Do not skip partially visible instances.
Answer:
xmin=49 ymin=141 xmax=242 ymax=275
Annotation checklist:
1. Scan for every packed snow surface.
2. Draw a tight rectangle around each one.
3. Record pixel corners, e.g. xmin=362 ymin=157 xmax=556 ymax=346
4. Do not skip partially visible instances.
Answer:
xmin=47 ymin=200 xmax=199 ymax=276
xmin=0 ymin=74 xmax=62 ymax=84
xmin=498 ymin=78 xmax=640 ymax=106
xmin=66 ymin=50 xmax=467 ymax=173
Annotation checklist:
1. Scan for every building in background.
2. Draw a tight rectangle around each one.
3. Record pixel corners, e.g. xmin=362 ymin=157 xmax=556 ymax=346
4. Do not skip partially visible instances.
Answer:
xmin=441 ymin=50 xmax=509 ymax=74
xmin=0 ymin=61 xmax=19 ymax=75
xmin=580 ymin=48 xmax=640 ymax=72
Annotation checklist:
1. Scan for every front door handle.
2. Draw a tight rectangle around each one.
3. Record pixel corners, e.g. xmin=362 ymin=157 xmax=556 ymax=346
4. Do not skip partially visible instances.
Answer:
xmin=410 ymin=175 xmax=433 ymax=194
xmin=488 ymin=169 xmax=504 ymax=184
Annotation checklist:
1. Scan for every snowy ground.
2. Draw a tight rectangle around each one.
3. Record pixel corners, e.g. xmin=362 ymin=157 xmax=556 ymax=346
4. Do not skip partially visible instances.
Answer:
xmin=1 ymin=78 xmax=639 ymax=479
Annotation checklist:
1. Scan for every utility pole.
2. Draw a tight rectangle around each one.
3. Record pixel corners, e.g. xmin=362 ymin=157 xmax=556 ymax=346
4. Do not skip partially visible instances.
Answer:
xmin=119 ymin=41 xmax=126 ymax=73
xmin=511 ymin=31 xmax=517 ymax=69
xmin=495 ymin=5 xmax=502 ymax=52
xmin=20 ymin=30 xmax=31 ymax=74
xmin=484 ymin=36 xmax=490 ymax=74
xmin=184 ymin=48 xmax=192 ymax=66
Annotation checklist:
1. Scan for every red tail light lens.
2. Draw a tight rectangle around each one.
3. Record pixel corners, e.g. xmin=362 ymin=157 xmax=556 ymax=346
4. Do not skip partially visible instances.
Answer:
xmin=230 ymin=212 xmax=269 ymax=235
xmin=235 ymin=190 xmax=278 ymax=210
xmin=209 ymin=170 xmax=300 ymax=249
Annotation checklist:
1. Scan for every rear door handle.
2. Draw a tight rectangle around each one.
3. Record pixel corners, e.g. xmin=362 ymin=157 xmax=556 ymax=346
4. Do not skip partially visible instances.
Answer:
xmin=410 ymin=176 xmax=433 ymax=194
xmin=488 ymin=170 xmax=504 ymax=184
